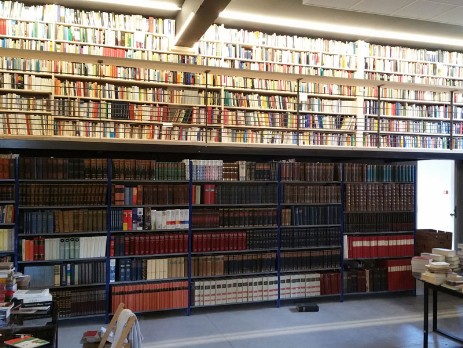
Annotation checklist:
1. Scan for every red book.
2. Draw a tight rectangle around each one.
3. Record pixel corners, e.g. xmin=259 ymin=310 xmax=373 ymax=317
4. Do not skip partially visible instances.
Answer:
xmin=109 ymin=236 xmax=115 ymax=257
xmin=134 ymin=235 xmax=140 ymax=255
xmin=132 ymin=187 xmax=138 ymax=205
xmin=219 ymin=232 xmax=225 ymax=251
xmin=124 ymin=235 xmax=130 ymax=256
xmin=149 ymin=234 xmax=156 ymax=254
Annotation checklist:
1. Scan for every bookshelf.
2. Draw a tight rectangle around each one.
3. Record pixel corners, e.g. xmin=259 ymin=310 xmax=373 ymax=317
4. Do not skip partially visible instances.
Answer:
xmin=109 ymin=159 xmax=189 ymax=313
xmin=342 ymin=163 xmax=416 ymax=294
xmin=17 ymin=157 xmax=108 ymax=318
xmin=190 ymin=160 xmax=280 ymax=307
xmin=3 ymin=155 xmax=416 ymax=318
xmin=279 ymin=161 xmax=342 ymax=299
xmin=0 ymin=155 xmax=15 ymax=264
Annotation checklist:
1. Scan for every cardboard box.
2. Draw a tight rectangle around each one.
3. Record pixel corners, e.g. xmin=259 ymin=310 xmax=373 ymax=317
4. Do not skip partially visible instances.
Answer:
xmin=415 ymin=229 xmax=452 ymax=256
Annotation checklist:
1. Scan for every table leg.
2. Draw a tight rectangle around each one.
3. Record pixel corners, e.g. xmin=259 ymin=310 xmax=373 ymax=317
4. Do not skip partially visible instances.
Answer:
xmin=432 ymin=288 xmax=437 ymax=331
xmin=424 ymin=282 xmax=428 ymax=348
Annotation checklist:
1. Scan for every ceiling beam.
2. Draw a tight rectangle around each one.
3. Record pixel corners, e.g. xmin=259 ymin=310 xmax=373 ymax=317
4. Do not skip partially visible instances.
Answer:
xmin=174 ymin=0 xmax=231 ymax=48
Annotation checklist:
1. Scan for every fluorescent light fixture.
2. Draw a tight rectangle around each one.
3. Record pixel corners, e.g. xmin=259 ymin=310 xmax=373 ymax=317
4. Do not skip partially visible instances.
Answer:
xmin=87 ymin=0 xmax=181 ymax=11
xmin=173 ymin=12 xmax=195 ymax=46
xmin=219 ymin=10 xmax=463 ymax=48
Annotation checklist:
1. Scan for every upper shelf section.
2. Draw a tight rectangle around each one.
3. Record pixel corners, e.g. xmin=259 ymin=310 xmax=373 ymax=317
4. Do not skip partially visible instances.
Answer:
xmin=2 ymin=1 xmax=463 ymax=159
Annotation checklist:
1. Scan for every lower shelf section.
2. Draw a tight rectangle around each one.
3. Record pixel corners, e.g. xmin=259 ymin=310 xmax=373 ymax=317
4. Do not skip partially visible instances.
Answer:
xmin=344 ymin=258 xmax=414 ymax=293
xmin=191 ymin=272 xmax=341 ymax=307
xmin=111 ymin=281 xmax=188 ymax=313
xmin=51 ymin=287 xmax=106 ymax=318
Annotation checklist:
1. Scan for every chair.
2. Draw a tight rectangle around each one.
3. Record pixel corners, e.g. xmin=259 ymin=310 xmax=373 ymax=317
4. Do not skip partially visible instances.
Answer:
xmin=98 ymin=303 xmax=141 ymax=348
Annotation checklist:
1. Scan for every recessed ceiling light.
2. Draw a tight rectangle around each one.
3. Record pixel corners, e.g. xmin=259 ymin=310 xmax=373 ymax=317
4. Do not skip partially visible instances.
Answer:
xmin=87 ymin=0 xmax=181 ymax=11
xmin=219 ymin=10 xmax=463 ymax=48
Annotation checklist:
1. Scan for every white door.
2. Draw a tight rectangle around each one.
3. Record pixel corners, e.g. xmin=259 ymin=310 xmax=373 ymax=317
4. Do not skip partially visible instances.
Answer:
xmin=417 ymin=160 xmax=455 ymax=245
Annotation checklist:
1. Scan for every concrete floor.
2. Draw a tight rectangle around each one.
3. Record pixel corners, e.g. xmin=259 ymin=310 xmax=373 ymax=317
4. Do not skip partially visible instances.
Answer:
xmin=59 ymin=289 xmax=463 ymax=348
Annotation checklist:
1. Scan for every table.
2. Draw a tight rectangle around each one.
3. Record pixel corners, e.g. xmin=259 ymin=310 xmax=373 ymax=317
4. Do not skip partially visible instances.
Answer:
xmin=0 ymin=306 xmax=57 ymax=348
xmin=418 ymin=276 xmax=463 ymax=347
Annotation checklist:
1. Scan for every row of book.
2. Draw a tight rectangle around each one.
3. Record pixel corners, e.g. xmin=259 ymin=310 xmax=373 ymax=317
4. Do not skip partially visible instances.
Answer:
xmin=192 ymin=184 xmax=277 ymax=205
xmin=112 ymin=159 xmax=186 ymax=181
xmin=0 ymin=156 xmax=14 ymax=179
xmin=21 ymin=209 xmax=107 ymax=234
xmin=343 ymin=268 xmax=388 ymax=293
xmin=21 ymin=236 xmax=106 ymax=261
xmin=0 ymin=204 xmax=13 ymax=223
xmin=54 ymin=80 xmax=220 ymax=104
xmin=0 ymin=229 xmax=12 ymax=252
xmin=110 ymin=208 xmax=189 ymax=231
xmin=200 ymin=228 xmax=342 ymax=251
xmin=12 ymin=158 xmax=415 ymax=184
xmin=222 ymin=109 xmax=297 ymax=128
xmin=108 ymin=227 xmax=344 ymax=256
xmin=343 ymin=163 xmax=416 ymax=183
xmin=280 ymin=250 xmax=341 ymax=271
xmin=192 ymin=253 xmax=276 ymax=276
xmin=192 ymin=208 xmax=278 ymax=228
xmin=0 ymin=1 xmax=175 ymax=34
xmin=24 ymin=261 xmax=106 ymax=287
xmin=19 ymin=157 xmax=108 ymax=180
xmin=280 ymin=162 xmax=340 ymax=182
xmin=190 ymin=273 xmax=325 ymax=306
xmin=19 ymin=184 xmax=107 ymax=206
xmin=192 ymin=276 xmax=277 ymax=306
xmin=111 ymin=282 xmax=188 ymax=313
xmin=51 ymin=288 xmax=106 ymax=318
xmin=281 ymin=206 xmax=341 ymax=226
xmin=0 ymin=93 xmax=51 ymax=112
xmin=112 ymin=258 xmax=144 ymax=282
xmin=344 ymin=259 xmax=414 ymax=293
xmin=343 ymin=234 xmax=414 ymax=259
xmin=0 ymin=186 xmax=14 ymax=201
xmin=344 ymin=212 xmax=414 ymax=233
xmin=53 ymin=122 xmax=220 ymax=141
xmin=366 ymin=119 xmax=451 ymax=135
xmin=365 ymin=88 xmax=449 ymax=103
xmin=188 ymin=160 xmax=278 ymax=181
xmin=363 ymin=134 xmax=450 ymax=149
xmin=55 ymin=25 xmax=171 ymax=51
xmin=0 ymin=113 xmax=51 ymax=137
xmin=282 ymin=185 xmax=341 ymax=204
xmin=280 ymin=227 xmax=341 ymax=249
xmin=344 ymin=183 xmax=414 ymax=212
xmin=110 ymin=233 xmax=188 ymax=256
xmin=112 ymin=184 xmax=189 ymax=206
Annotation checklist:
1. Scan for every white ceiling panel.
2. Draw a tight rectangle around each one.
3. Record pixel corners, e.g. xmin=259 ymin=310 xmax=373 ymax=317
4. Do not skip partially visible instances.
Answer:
xmin=394 ymin=0 xmax=456 ymax=21
xmin=431 ymin=5 xmax=463 ymax=25
xmin=427 ymin=0 xmax=463 ymax=5
xmin=350 ymin=0 xmax=417 ymax=15
xmin=301 ymin=0 xmax=362 ymax=10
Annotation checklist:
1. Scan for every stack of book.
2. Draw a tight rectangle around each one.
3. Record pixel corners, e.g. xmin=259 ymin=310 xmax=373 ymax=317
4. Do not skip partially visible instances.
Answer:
xmin=421 ymin=253 xmax=445 ymax=262
xmin=442 ymin=273 xmax=463 ymax=292
xmin=0 ymin=301 xmax=14 ymax=319
xmin=432 ymin=248 xmax=461 ymax=273
xmin=0 ymin=263 xmax=16 ymax=302
xmin=421 ymin=261 xmax=451 ymax=285
xmin=13 ymin=289 xmax=52 ymax=312
xmin=457 ymin=244 xmax=463 ymax=270
xmin=411 ymin=254 xmax=433 ymax=274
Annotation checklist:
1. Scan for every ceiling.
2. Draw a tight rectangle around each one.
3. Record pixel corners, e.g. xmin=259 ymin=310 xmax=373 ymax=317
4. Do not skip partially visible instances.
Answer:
xmin=302 ymin=0 xmax=463 ymax=26
xmin=23 ymin=0 xmax=463 ymax=49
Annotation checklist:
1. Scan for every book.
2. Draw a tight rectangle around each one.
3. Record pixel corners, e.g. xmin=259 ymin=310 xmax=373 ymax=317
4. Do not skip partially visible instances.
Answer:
xmin=4 ymin=336 xmax=50 ymax=348
xmin=80 ymin=330 xmax=101 ymax=344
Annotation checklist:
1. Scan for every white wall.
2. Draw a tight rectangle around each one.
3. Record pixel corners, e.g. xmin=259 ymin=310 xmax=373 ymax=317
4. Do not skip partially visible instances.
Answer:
xmin=417 ymin=160 xmax=454 ymax=233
